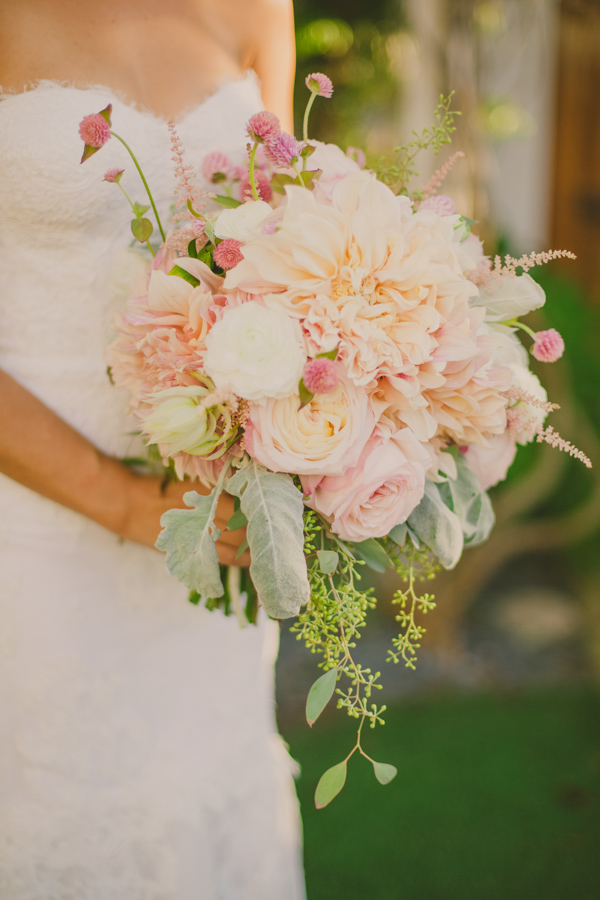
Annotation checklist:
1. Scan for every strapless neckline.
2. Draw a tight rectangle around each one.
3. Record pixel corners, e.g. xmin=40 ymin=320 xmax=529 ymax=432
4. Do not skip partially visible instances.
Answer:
xmin=0 ymin=69 xmax=260 ymax=126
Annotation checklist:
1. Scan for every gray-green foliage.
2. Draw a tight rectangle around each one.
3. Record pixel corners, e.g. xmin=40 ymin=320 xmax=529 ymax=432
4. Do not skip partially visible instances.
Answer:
xmin=227 ymin=460 xmax=310 ymax=619
xmin=408 ymin=459 xmax=495 ymax=568
xmin=155 ymin=483 xmax=227 ymax=600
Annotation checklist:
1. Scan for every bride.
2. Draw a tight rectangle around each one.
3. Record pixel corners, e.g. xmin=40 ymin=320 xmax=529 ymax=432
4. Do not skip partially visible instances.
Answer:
xmin=0 ymin=0 xmax=306 ymax=897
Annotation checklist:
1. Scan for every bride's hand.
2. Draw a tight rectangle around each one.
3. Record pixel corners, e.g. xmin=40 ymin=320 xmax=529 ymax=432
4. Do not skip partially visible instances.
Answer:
xmin=121 ymin=472 xmax=250 ymax=567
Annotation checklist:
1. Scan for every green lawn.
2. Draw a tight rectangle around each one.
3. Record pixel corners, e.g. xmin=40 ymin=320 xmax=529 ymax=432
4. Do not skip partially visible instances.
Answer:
xmin=282 ymin=688 xmax=600 ymax=900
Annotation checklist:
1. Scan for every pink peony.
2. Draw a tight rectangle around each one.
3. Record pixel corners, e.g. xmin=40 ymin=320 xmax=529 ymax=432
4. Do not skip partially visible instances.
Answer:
xmin=303 ymin=430 xmax=430 ymax=542
xmin=79 ymin=111 xmax=111 ymax=148
xmin=303 ymin=358 xmax=339 ymax=394
xmin=305 ymin=73 xmax=334 ymax=98
xmin=213 ymin=239 xmax=244 ymax=271
xmin=463 ymin=432 xmax=517 ymax=491
xmin=419 ymin=194 xmax=456 ymax=216
xmin=201 ymin=151 xmax=235 ymax=184
xmin=532 ymin=328 xmax=564 ymax=362
xmin=104 ymin=167 xmax=124 ymax=183
xmin=265 ymin=132 xmax=304 ymax=168
xmin=246 ymin=111 xmax=281 ymax=144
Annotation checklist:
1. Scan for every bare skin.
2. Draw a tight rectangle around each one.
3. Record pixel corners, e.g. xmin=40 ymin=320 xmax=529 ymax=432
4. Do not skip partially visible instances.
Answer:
xmin=0 ymin=0 xmax=295 ymax=563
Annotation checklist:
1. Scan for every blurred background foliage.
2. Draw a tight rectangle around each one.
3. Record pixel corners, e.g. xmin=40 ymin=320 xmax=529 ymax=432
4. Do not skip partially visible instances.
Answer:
xmin=280 ymin=0 xmax=600 ymax=896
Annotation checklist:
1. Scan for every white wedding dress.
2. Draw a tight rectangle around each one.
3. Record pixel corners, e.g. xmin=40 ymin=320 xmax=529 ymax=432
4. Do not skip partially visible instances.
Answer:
xmin=0 ymin=74 xmax=305 ymax=900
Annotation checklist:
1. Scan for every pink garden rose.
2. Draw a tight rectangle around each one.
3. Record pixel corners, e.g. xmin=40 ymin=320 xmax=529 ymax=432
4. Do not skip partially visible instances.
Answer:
xmin=303 ymin=429 xmax=431 ymax=542
xmin=244 ymin=371 xmax=375 ymax=477
xmin=463 ymin=431 xmax=517 ymax=491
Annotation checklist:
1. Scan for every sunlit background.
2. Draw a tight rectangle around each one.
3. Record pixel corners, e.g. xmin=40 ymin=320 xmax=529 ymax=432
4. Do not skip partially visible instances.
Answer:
xmin=276 ymin=1 xmax=600 ymax=896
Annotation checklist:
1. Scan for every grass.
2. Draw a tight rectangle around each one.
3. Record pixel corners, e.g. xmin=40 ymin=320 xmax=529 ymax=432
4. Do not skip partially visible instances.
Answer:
xmin=281 ymin=688 xmax=600 ymax=900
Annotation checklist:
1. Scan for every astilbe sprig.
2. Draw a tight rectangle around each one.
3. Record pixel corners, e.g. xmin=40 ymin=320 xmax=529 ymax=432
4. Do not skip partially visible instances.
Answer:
xmin=168 ymin=122 xmax=211 ymax=253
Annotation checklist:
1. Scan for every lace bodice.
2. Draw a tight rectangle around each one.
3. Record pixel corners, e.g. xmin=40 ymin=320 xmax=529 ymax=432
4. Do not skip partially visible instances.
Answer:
xmin=0 ymin=76 xmax=305 ymax=900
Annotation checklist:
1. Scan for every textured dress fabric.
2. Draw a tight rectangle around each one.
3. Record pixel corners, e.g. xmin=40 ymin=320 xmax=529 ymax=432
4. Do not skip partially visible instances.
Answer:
xmin=0 ymin=74 xmax=305 ymax=900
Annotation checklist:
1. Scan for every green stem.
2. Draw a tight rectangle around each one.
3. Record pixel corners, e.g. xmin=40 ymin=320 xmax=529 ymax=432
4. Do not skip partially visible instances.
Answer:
xmin=111 ymin=131 xmax=166 ymax=242
xmin=303 ymin=91 xmax=318 ymax=143
xmin=116 ymin=181 xmax=155 ymax=257
xmin=502 ymin=318 xmax=537 ymax=339
xmin=292 ymin=161 xmax=307 ymax=188
xmin=248 ymin=141 xmax=260 ymax=201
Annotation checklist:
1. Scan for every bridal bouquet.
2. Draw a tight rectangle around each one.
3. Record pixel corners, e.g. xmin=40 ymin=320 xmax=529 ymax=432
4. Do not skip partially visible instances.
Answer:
xmin=80 ymin=75 xmax=589 ymax=807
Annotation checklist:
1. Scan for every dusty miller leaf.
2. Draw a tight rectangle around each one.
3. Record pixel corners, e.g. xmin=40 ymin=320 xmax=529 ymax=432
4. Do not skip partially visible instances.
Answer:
xmin=155 ymin=480 xmax=227 ymax=599
xmin=227 ymin=460 xmax=310 ymax=619
xmin=408 ymin=481 xmax=464 ymax=569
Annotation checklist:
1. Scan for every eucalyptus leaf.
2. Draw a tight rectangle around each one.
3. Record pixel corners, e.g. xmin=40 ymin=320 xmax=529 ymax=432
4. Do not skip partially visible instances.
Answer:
xmin=317 ymin=549 xmax=339 ymax=575
xmin=373 ymin=761 xmax=398 ymax=785
xmin=407 ymin=481 xmax=464 ymax=569
xmin=131 ymin=217 xmax=153 ymax=242
xmin=213 ymin=195 xmax=242 ymax=208
xmin=306 ymin=667 xmax=338 ymax=726
xmin=353 ymin=538 xmax=393 ymax=573
xmin=315 ymin=760 xmax=347 ymax=809
xmin=227 ymin=461 xmax=310 ymax=619
xmin=203 ymin=217 xmax=215 ymax=244
xmin=235 ymin=537 xmax=249 ymax=560
xmin=156 ymin=485 xmax=227 ymax=599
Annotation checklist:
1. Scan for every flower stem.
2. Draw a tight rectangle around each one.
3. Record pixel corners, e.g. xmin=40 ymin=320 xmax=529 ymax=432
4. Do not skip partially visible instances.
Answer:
xmin=248 ymin=141 xmax=260 ymax=201
xmin=502 ymin=318 xmax=537 ymax=339
xmin=303 ymin=91 xmax=318 ymax=143
xmin=111 ymin=131 xmax=166 ymax=242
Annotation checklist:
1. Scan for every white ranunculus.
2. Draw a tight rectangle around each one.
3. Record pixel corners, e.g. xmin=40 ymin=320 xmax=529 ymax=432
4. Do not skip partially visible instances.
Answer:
xmin=204 ymin=301 xmax=306 ymax=402
xmin=472 ymin=273 xmax=545 ymax=323
xmin=214 ymin=200 xmax=274 ymax=242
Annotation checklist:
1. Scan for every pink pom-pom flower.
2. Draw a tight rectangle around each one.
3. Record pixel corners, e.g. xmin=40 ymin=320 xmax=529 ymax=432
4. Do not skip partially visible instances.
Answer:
xmin=246 ymin=111 xmax=281 ymax=145
xmin=79 ymin=111 xmax=111 ymax=148
xmin=265 ymin=132 xmax=303 ymax=168
xmin=303 ymin=358 xmax=340 ymax=394
xmin=202 ymin=151 xmax=235 ymax=184
xmin=419 ymin=194 xmax=456 ymax=216
xmin=213 ymin=239 xmax=244 ymax=271
xmin=532 ymin=328 xmax=565 ymax=363
xmin=305 ymin=73 xmax=334 ymax=99
xmin=103 ymin=167 xmax=124 ymax=183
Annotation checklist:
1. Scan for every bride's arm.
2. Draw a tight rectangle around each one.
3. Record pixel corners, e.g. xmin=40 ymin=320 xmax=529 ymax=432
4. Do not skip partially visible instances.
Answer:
xmin=247 ymin=0 xmax=296 ymax=132
xmin=0 ymin=369 xmax=249 ymax=565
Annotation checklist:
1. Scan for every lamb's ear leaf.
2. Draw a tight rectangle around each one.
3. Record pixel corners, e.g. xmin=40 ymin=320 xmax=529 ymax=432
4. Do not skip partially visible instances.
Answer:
xmin=408 ymin=481 xmax=463 ymax=569
xmin=315 ymin=761 xmax=347 ymax=809
xmin=227 ymin=461 xmax=310 ymax=619
xmin=306 ymin=668 xmax=338 ymax=726
xmin=156 ymin=464 xmax=231 ymax=599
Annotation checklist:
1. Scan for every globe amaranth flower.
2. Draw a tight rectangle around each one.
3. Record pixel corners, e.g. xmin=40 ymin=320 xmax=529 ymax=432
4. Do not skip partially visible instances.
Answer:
xmin=265 ymin=132 xmax=304 ymax=168
xmin=213 ymin=239 xmax=244 ymax=271
xmin=305 ymin=73 xmax=334 ymax=98
xmin=103 ymin=167 xmax=124 ymax=183
xmin=532 ymin=328 xmax=565 ymax=362
xmin=201 ymin=151 xmax=235 ymax=184
xmin=303 ymin=358 xmax=339 ymax=394
xmin=79 ymin=105 xmax=112 ymax=163
xmin=246 ymin=111 xmax=281 ymax=144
